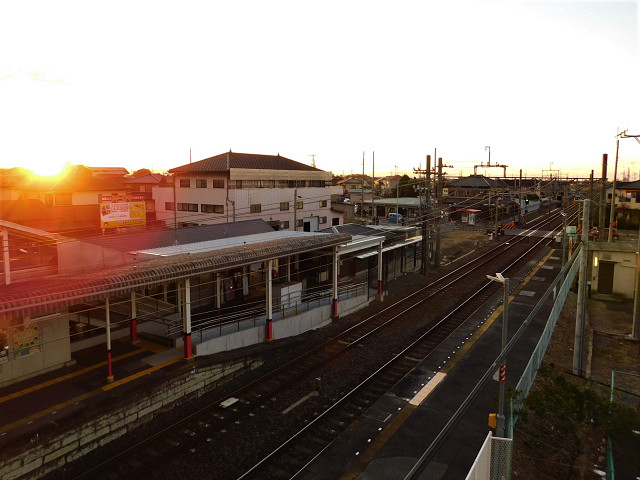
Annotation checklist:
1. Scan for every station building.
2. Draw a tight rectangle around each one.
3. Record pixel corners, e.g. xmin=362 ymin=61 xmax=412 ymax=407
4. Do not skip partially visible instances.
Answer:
xmin=0 ymin=218 xmax=424 ymax=386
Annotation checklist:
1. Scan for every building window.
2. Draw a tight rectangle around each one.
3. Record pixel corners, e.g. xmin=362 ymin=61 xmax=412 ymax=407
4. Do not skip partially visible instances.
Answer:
xmin=280 ymin=202 xmax=289 ymax=211
xmin=320 ymin=216 xmax=327 ymax=224
xmin=201 ymin=204 xmax=224 ymax=214
xmin=296 ymin=219 xmax=304 ymax=227
xmin=296 ymin=201 xmax=303 ymax=210
xmin=177 ymin=203 xmax=198 ymax=212
xmin=212 ymin=179 xmax=224 ymax=188
xmin=196 ymin=179 xmax=207 ymax=188
xmin=165 ymin=202 xmax=175 ymax=211
xmin=250 ymin=204 xmax=261 ymax=213
xmin=319 ymin=200 xmax=328 ymax=207
xmin=179 ymin=179 xmax=191 ymax=188
xmin=55 ymin=193 xmax=72 ymax=205
xmin=281 ymin=220 xmax=290 ymax=229
xmin=236 ymin=180 xmax=242 ymax=189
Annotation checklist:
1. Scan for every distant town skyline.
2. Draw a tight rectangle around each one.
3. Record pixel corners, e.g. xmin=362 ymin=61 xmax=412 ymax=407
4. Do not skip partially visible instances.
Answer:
xmin=1 ymin=1 xmax=639 ymax=180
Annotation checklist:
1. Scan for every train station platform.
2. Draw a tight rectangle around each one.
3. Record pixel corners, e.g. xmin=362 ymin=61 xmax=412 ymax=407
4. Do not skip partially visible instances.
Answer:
xmin=0 ymin=337 xmax=186 ymax=451
xmin=305 ymin=246 xmax=566 ymax=479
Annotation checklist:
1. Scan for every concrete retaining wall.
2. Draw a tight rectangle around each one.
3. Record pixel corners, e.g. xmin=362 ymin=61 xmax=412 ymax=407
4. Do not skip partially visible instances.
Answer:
xmin=0 ymin=356 xmax=263 ymax=480
xmin=195 ymin=292 xmax=372 ymax=356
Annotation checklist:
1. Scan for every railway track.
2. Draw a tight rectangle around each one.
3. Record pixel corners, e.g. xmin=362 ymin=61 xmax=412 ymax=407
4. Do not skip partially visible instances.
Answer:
xmin=68 ymin=209 xmax=567 ymax=480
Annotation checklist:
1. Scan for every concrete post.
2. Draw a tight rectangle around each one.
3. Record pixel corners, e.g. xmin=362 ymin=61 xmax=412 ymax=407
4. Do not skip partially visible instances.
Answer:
xmin=265 ymin=260 xmax=274 ymax=340
xmin=130 ymin=291 xmax=138 ymax=343
xmin=573 ymin=199 xmax=590 ymax=376
xmin=216 ymin=272 xmax=221 ymax=317
xmin=377 ymin=241 xmax=383 ymax=298
xmin=105 ymin=297 xmax=114 ymax=383
xmin=183 ymin=278 xmax=193 ymax=359
xmin=332 ymin=247 xmax=339 ymax=317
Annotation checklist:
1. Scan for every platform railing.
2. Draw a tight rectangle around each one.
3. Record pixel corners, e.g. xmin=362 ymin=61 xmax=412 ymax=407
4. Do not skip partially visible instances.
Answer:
xmin=165 ymin=282 xmax=369 ymax=340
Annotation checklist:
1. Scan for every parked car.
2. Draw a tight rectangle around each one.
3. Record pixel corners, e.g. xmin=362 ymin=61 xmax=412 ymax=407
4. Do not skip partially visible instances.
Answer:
xmin=388 ymin=212 xmax=403 ymax=223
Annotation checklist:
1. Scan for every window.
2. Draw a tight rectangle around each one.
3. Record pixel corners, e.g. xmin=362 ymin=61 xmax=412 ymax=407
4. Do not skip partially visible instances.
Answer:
xmin=179 ymin=179 xmax=191 ymax=188
xmin=236 ymin=180 xmax=242 ymax=189
xmin=280 ymin=202 xmax=289 ymax=211
xmin=212 ymin=179 xmax=224 ymax=188
xmin=296 ymin=219 xmax=304 ymax=227
xmin=250 ymin=204 xmax=261 ymax=213
xmin=320 ymin=216 xmax=327 ymax=224
xmin=296 ymin=201 xmax=303 ymax=210
xmin=55 ymin=193 xmax=72 ymax=205
xmin=196 ymin=179 xmax=207 ymax=188
xmin=281 ymin=221 xmax=290 ymax=229
xmin=165 ymin=202 xmax=175 ymax=211
xmin=201 ymin=204 xmax=224 ymax=214
xmin=177 ymin=203 xmax=198 ymax=212
xmin=319 ymin=200 xmax=328 ymax=207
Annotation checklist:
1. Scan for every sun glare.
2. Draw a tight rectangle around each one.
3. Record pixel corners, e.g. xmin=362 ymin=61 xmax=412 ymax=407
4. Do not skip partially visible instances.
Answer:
xmin=28 ymin=161 xmax=68 ymax=178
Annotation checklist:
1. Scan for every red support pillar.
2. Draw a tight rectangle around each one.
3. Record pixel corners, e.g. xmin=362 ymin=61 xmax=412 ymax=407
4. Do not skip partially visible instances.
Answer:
xmin=129 ymin=318 xmax=138 ymax=342
xmin=107 ymin=349 xmax=113 ymax=381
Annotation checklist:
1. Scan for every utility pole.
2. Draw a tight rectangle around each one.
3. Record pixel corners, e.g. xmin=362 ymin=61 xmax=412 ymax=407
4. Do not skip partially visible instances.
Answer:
xmin=426 ymin=155 xmax=432 ymax=272
xmin=414 ymin=158 xmax=430 ymax=274
xmin=362 ymin=152 xmax=366 ymax=221
xmin=371 ymin=152 xmax=376 ymax=222
xmin=561 ymin=185 xmax=568 ymax=266
xmin=494 ymin=192 xmax=500 ymax=242
xmin=608 ymin=132 xmax=624 ymax=242
xmin=599 ymin=153 xmax=608 ymax=233
xmin=519 ymin=169 xmax=523 ymax=226
xmin=573 ymin=199 xmax=590 ymax=376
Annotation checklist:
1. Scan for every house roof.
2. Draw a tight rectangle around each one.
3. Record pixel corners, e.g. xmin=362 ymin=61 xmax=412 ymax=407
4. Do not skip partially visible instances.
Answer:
xmin=123 ymin=173 xmax=166 ymax=185
xmin=169 ymin=151 xmax=322 ymax=174
xmin=618 ymin=180 xmax=640 ymax=190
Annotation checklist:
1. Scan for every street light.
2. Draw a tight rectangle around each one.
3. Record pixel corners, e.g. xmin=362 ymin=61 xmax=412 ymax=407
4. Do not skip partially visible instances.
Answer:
xmin=486 ymin=272 xmax=509 ymax=437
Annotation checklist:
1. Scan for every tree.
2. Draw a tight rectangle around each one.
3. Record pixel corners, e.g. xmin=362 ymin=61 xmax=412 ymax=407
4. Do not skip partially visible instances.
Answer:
xmin=399 ymin=175 xmax=417 ymax=197
xmin=131 ymin=168 xmax=152 ymax=178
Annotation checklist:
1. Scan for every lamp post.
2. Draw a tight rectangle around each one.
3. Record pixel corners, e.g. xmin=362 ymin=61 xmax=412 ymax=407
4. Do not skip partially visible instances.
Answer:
xmin=395 ymin=165 xmax=399 ymax=215
xmin=486 ymin=272 xmax=509 ymax=437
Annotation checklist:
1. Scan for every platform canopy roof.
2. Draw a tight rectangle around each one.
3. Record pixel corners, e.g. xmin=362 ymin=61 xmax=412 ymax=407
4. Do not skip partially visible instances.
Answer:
xmin=0 ymin=230 xmax=350 ymax=318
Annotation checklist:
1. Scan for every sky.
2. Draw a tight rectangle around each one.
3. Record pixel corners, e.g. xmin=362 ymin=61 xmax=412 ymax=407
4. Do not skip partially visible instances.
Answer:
xmin=1 ymin=0 xmax=639 ymax=180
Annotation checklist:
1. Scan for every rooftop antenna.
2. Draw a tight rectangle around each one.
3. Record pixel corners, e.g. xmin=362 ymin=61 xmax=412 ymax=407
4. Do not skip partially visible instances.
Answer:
xmin=309 ymin=154 xmax=316 ymax=168
xmin=190 ymin=148 xmax=192 ymax=164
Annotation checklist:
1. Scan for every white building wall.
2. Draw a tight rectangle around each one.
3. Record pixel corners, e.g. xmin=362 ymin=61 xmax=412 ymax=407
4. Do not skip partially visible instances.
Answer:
xmin=171 ymin=175 xmax=343 ymax=230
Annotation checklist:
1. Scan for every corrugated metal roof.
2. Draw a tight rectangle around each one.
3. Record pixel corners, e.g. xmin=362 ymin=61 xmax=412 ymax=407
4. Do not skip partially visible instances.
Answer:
xmin=319 ymin=223 xmax=396 ymax=240
xmin=0 ymin=232 xmax=351 ymax=317
xmin=169 ymin=151 xmax=322 ymax=173
xmin=81 ymin=219 xmax=275 ymax=253
xmin=135 ymin=230 xmax=332 ymax=257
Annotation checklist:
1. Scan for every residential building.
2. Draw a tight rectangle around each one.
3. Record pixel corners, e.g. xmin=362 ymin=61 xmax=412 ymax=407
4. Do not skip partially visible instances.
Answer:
xmin=166 ymin=151 xmax=342 ymax=231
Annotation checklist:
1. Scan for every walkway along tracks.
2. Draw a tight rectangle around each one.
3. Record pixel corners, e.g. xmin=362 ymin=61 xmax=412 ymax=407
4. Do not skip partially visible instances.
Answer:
xmin=66 ymin=212 xmax=566 ymax=480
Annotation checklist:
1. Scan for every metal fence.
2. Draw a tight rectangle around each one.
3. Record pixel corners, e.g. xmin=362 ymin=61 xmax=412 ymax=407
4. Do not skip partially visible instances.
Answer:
xmin=508 ymin=245 xmax=581 ymax=437
xmin=465 ymin=432 xmax=513 ymax=480
xmin=165 ymin=282 xmax=370 ymax=341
